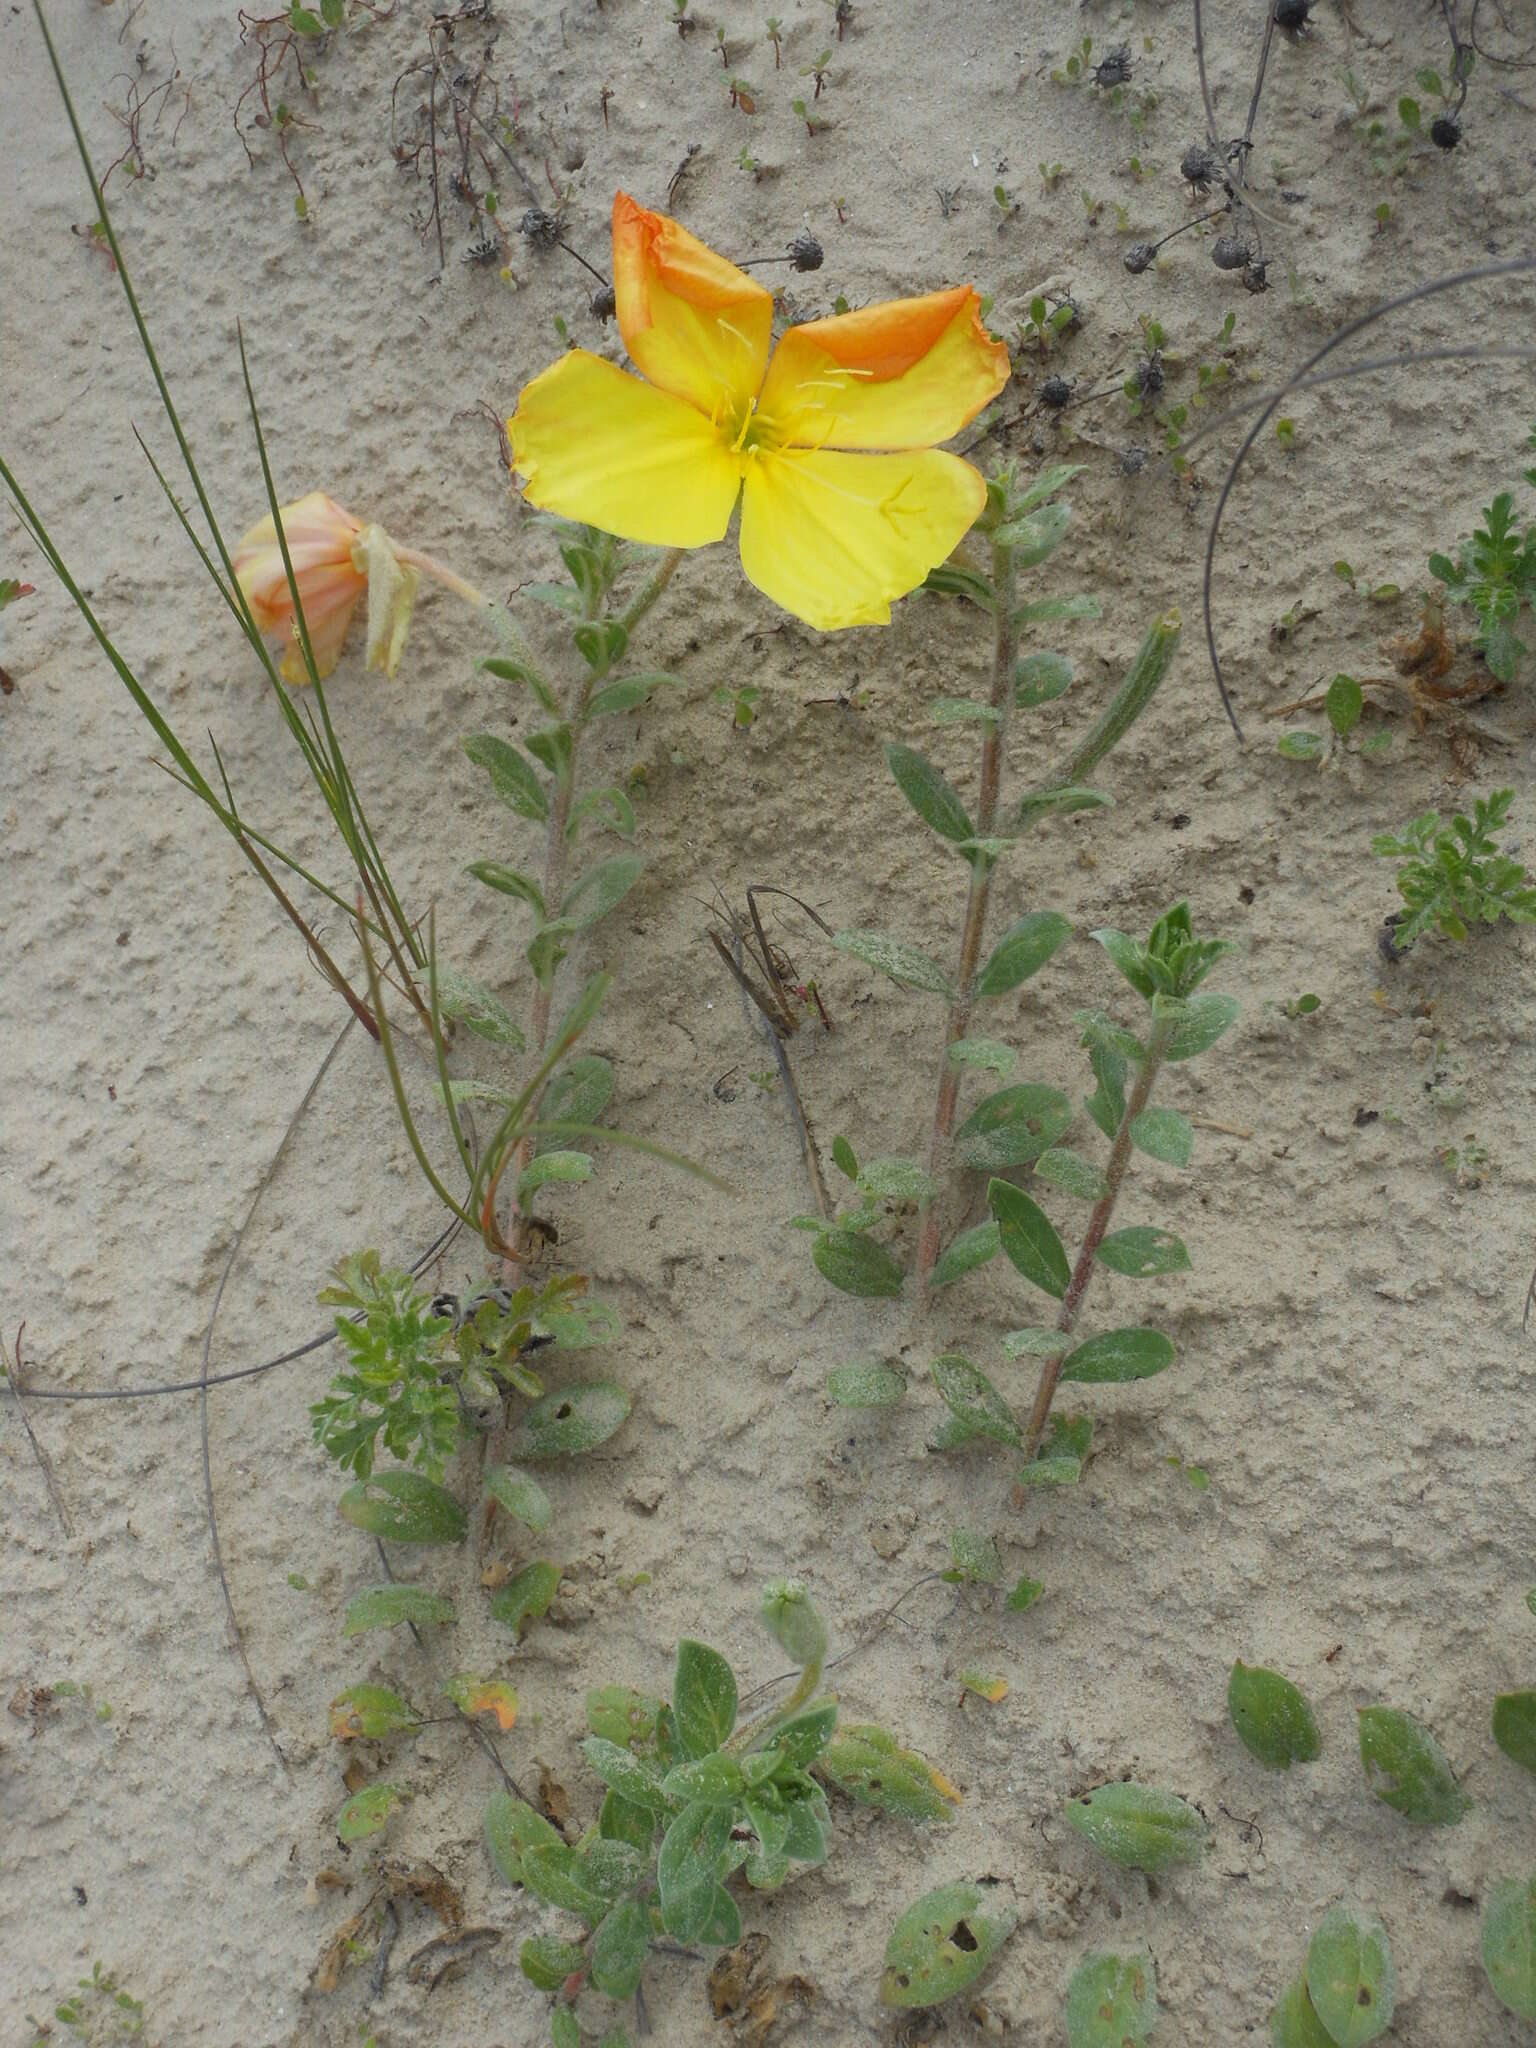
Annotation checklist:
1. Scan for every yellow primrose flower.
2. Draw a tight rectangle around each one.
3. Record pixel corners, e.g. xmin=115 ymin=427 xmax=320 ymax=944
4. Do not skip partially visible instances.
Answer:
xmin=508 ymin=193 xmax=1012 ymax=631
xmin=233 ymin=492 xmax=485 ymax=684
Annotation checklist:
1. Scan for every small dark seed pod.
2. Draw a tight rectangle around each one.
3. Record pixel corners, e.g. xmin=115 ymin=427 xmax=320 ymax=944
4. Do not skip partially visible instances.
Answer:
xmin=592 ymin=285 xmax=617 ymax=322
xmin=1211 ymin=233 xmax=1250 ymax=271
xmin=1041 ymin=374 xmax=1073 ymax=409
xmin=1430 ymin=112 xmax=1463 ymax=150
xmin=1135 ymin=353 xmax=1164 ymax=397
xmin=1091 ymin=43 xmax=1133 ymax=87
xmin=1123 ymin=240 xmax=1156 ymax=275
xmin=1273 ymin=0 xmax=1311 ymax=28
xmin=1242 ymin=259 xmax=1271 ymax=294
xmin=1119 ymin=446 xmax=1148 ymax=476
xmin=519 ymin=207 xmax=562 ymax=249
xmin=788 ymin=230 xmax=825 ymax=272
xmin=1180 ymin=144 xmax=1218 ymax=188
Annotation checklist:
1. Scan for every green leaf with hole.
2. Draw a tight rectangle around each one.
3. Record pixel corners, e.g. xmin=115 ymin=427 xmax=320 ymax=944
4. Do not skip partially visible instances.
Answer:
xmin=879 ymin=1881 xmax=1018 ymax=2008
xmin=988 ymin=1180 xmax=1071 ymax=1298
xmin=338 ymin=1471 xmax=467 ymax=1545
xmin=1270 ymin=1977 xmax=1341 ymax=2048
xmin=337 ymin=1783 xmax=403 ymax=1842
xmin=1306 ymin=1906 xmax=1396 ymax=2047
xmin=462 ymin=733 xmax=547 ymax=820
xmin=885 ymin=742 xmax=976 ymax=845
xmin=822 ymin=1725 xmax=959 ymax=1821
xmin=827 ymin=1360 xmax=907 ymax=1406
xmin=490 ymin=1560 xmax=562 ymax=1638
xmin=1095 ymin=1227 xmax=1190 ymax=1278
xmin=1483 ymin=1874 xmax=1536 ymax=2020
xmin=1063 ymin=1781 xmax=1211 ymax=1871
xmin=342 ymin=1585 xmax=455 ymax=1635
xmin=673 ymin=1640 xmax=738 ymax=1759
xmin=1130 ymin=1106 xmax=1192 ymax=1167
xmin=957 ymin=1084 xmax=1074 ymax=1169
xmin=930 ymin=1354 xmax=1021 ymax=1446
xmin=1228 ymin=1662 xmax=1321 ymax=1769
xmin=509 ymin=1381 xmax=632 ymax=1459
xmin=930 ymin=1221 xmax=1001 ymax=1289
xmin=973 ymin=911 xmax=1072 ymax=997
xmin=834 ymin=929 xmax=955 ymax=998
xmin=812 ymin=1230 xmax=904 ymax=1298
xmin=1066 ymin=1950 xmax=1158 ymax=2047
xmin=1493 ymin=1691 xmax=1536 ymax=1775
xmin=484 ymin=1465 xmax=552 ymax=1533
xmin=1358 ymin=1706 xmax=1469 ymax=1823
xmin=1059 ymin=1327 xmax=1174 ymax=1384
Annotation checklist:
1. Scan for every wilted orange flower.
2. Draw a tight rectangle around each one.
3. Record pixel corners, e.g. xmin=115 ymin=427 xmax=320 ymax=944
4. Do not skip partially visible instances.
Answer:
xmin=508 ymin=194 xmax=1011 ymax=631
xmin=233 ymin=492 xmax=483 ymax=684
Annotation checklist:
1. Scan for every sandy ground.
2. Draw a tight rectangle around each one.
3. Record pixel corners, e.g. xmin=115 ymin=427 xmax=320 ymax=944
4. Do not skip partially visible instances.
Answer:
xmin=6 ymin=1 xmax=1536 ymax=2043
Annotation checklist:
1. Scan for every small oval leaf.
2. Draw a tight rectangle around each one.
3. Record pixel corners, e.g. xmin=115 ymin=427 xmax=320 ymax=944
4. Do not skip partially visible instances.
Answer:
xmin=337 ymin=1783 xmax=404 ymax=1843
xmin=1228 ymin=1662 xmax=1322 ymax=1769
xmin=812 ymin=1230 xmax=905 ymax=1298
xmin=1063 ymin=1781 xmax=1212 ymax=1872
xmin=509 ymin=1381 xmax=632 ymax=1459
xmin=1129 ymin=1105 xmax=1193 ymax=1167
xmin=885 ymin=742 xmax=976 ymax=845
xmin=930 ymin=1354 xmax=1022 ymax=1447
xmin=342 ymin=1584 xmax=456 ymax=1635
xmin=1059 ymin=1327 xmax=1175 ymax=1384
xmin=490 ymin=1560 xmax=562 ymax=1638
xmin=930 ymin=1221 xmax=1001 ymax=1290
xmin=1357 ymin=1706 xmax=1469 ymax=1824
xmin=1095 ymin=1226 xmax=1191 ymax=1279
xmin=988 ymin=1180 xmax=1071 ymax=1299
xmin=328 ymin=1684 xmax=419 ymax=1740
xmin=673 ymin=1640 xmax=738 ymax=1759
xmin=462 ymin=733 xmax=548 ymax=820
xmin=827 ymin=1360 xmax=908 ymax=1407
xmin=1034 ymin=1146 xmax=1110 ymax=1201
xmin=1493 ymin=1691 xmax=1536 ymax=1775
xmin=337 ymin=1471 xmax=467 ymax=1546
xmin=484 ymin=1464 xmax=553 ymax=1533
xmin=1164 ymin=991 xmax=1238 ymax=1061
xmin=1305 ymin=1906 xmax=1396 ymax=2047
xmin=1014 ymin=651 xmax=1074 ymax=706
xmin=834 ymin=929 xmax=955 ymax=999
xmin=956 ymin=1084 xmax=1074 ymax=1169
xmin=973 ymin=912 xmax=1072 ymax=998
xmin=1483 ymin=1873 xmax=1536 ymax=2020
xmin=880 ymin=1881 xmax=1018 ymax=2008
xmin=1066 ymin=1950 xmax=1158 ymax=2048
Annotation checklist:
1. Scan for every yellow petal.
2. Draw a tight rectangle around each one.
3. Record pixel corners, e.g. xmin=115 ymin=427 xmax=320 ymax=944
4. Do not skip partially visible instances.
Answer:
xmin=509 ymin=348 xmax=742 ymax=547
xmin=738 ymin=446 xmax=986 ymax=630
xmin=611 ymin=191 xmax=772 ymax=421
xmin=352 ymin=526 xmax=420 ymax=676
xmin=758 ymin=287 xmax=1010 ymax=452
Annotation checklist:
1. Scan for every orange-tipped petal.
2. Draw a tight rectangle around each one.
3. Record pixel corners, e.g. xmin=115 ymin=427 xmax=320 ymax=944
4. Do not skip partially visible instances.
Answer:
xmin=233 ymin=491 xmax=366 ymax=653
xmin=738 ymin=446 xmax=986 ymax=630
xmin=611 ymin=192 xmax=773 ymax=420
xmin=757 ymin=287 xmax=1010 ymax=452
xmin=509 ymin=348 xmax=743 ymax=547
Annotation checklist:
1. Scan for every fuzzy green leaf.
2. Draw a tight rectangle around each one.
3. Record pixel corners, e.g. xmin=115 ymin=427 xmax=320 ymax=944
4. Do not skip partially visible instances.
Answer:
xmin=1095 ymin=1227 xmax=1191 ymax=1278
xmin=590 ymin=1897 xmax=650 ymax=2000
xmin=946 ymin=1037 xmax=1017 ymax=1075
xmin=1270 ymin=1978 xmax=1340 ymax=2048
xmin=337 ymin=1783 xmax=403 ymax=1842
xmin=1066 ymin=1951 xmax=1158 ymax=2047
xmin=930 ymin=1221 xmax=1001 ymax=1289
xmin=1063 ymin=1781 xmax=1212 ymax=1871
xmin=1357 ymin=1706 xmax=1469 ymax=1824
xmin=1059 ymin=1327 xmax=1174 ymax=1384
xmin=1493 ymin=1691 xmax=1536 ymax=1775
xmin=1129 ymin=1105 xmax=1193 ymax=1166
xmin=822 ymin=1724 xmax=959 ymax=1821
xmin=879 ymin=1881 xmax=1018 ymax=2008
xmin=462 ymin=733 xmax=547 ymax=820
xmin=484 ymin=1465 xmax=552 ymax=1533
xmin=885 ymin=742 xmax=976 ymax=846
xmin=1164 ymin=991 xmax=1239 ymax=1061
xmin=520 ymin=1934 xmax=589 ymax=1992
xmin=1484 ymin=1874 xmax=1536 ymax=2020
xmin=930 ymin=1354 xmax=1022 ymax=1446
xmin=1306 ymin=1906 xmax=1396 ymax=2047
xmin=1034 ymin=1147 xmax=1109 ymax=1201
xmin=509 ymin=1381 xmax=632 ymax=1459
xmin=834 ymin=929 xmax=955 ymax=998
xmin=486 ymin=1790 xmax=561 ymax=1886
xmin=560 ymin=854 xmax=644 ymax=930
xmin=813 ymin=1230 xmax=905 ymax=1298
xmin=516 ymin=1149 xmax=593 ymax=1203
xmin=337 ymin=1471 xmax=467 ymax=1545
xmin=827 ymin=1360 xmax=908 ymax=1406
xmin=342 ymin=1584 xmax=455 ymax=1635
xmin=1014 ymin=651 xmax=1074 ymax=706
xmin=988 ymin=1180 xmax=1071 ymax=1298
xmin=1228 ymin=1662 xmax=1322 ymax=1769
xmin=673 ymin=1640 xmax=738 ymax=1759
xmin=489 ymin=1560 xmax=562 ymax=1638
xmin=973 ymin=911 xmax=1072 ymax=997
xmin=957 ymin=1084 xmax=1074 ymax=1170
xmin=435 ymin=964 xmax=526 ymax=1048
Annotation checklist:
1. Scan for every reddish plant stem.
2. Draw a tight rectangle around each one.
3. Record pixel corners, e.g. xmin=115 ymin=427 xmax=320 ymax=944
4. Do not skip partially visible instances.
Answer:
xmin=914 ymin=535 xmax=1018 ymax=1297
xmin=1020 ymin=1013 xmax=1175 ymax=1458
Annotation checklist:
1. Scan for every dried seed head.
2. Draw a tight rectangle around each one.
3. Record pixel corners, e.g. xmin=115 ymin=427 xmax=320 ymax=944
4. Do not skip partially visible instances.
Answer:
xmin=592 ymin=285 xmax=617 ymax=322
xmin=1211 ymin=233 xmax=1250 ymax=270
xmin=788 ymin=230 xmax=824 ymax=272
xmin=1041 ymin=374 xmax=1073 ymax=409
xmin=519 ymin=207 xmax=562 ymax=249
xmin=1273 ymin=0 xmax=1312 ymax=28
xmin=1242 ymin=259 xmax=1271 ymax=294
xmin=1431 ymin=111 xmax=1463 ymax=150
xmin=1119 ymin=446 xmax=1148 ymax=476
xmin=1135 ymin=352 xmax=1164 ymax=398
xmin=1180 ymin=143 xmax=1219 ymax=188
xmin=1123 ymin=240 xmax=1156 ymax=275
xmin=1091 ymin=43 xmax=1133 ymax=87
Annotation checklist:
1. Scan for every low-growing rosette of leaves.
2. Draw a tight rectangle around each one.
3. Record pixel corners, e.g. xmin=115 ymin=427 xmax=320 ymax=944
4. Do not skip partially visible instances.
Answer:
xmin=494 ymin=1584 xmax=957 ymax=2008
xmin=1372 ymin=789 xmax=1536 ymax=950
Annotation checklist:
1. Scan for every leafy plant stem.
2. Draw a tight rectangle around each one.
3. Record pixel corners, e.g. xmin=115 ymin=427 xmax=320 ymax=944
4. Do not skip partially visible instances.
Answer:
xmin=1020 ymin=1012 xmax=1175 ymax=1456
xmin=914 ymin=533 xmax=1019 ymax=1295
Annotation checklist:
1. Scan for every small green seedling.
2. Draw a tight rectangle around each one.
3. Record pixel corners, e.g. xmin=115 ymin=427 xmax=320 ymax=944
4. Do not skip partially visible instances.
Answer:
xmin=1017 ymin=292 xmax=1075 ymax=355
xmin=1372 ymin=789 xmax=1536 ymax=950
xmin=1039 ymin=159 xmax=1066 ymax=189
xmin=1429 ymin=486 xmax=1536 ymax=682
xmin=713 ymin=681 xmax=761 ymax=728
xmin=29 ymin=1962 xmax=144 ymax=2047
xmin=1052 ymin=33 xmax=1095 ymax=84
xmin=501 ymin=1585 xmax=956 ymax=2010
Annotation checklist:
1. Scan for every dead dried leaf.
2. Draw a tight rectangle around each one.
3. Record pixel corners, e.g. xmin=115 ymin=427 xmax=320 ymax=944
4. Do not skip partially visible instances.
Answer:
xmin=311 ymin=1908 xmax=367 ymax=1994
xmin=540 ymin=1765 xmax=572 ymax=1830
xmin=740 ymin=1975 xmax=817 ymax=2048
xmin=378 ymin=1858 xmax=463 ymax=1930
xmin=404 ymin=1925 xmax=502 ymax=1990
xmin=709 ymin=1932 xmax=772 ymax=2017
xmin=342 ymin=1758 xmax=370 ymax=1794
xmin=303 ymin=1868 xmax=349 ymax=1906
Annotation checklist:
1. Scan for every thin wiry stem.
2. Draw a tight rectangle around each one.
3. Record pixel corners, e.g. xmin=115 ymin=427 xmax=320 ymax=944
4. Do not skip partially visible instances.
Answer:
xmin=1201 ymin=256 xmax=1536 ymax=739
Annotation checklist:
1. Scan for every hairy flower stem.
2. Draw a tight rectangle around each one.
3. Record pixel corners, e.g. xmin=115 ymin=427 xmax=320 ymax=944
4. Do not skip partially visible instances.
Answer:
xmin=914 ymin=535 xmax=1018 ymax=1297
xmin=1020 ymin=1012 xmax=1175 ymax=1458
xmin=501 ymin=547 xmax=686 ymax=1258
